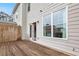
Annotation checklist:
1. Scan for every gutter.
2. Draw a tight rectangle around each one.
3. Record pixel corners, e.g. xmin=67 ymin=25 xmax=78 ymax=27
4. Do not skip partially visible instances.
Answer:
xmin=12 ymin=3 xmax=20 ymax=14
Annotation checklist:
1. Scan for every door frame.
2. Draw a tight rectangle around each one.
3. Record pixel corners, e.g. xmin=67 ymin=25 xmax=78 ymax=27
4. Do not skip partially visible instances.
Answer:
xmin=30 ymin=22 xmax=37 ymax=41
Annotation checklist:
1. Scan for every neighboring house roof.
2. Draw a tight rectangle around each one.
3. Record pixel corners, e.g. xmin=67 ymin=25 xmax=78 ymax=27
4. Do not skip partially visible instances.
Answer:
xmin=0 ymin=11 xmax=14 ymax=23
xmin=12 ymin=3 xmax=20 ymax=14
xmin=0 ymin=12 xmax=12 ymax=18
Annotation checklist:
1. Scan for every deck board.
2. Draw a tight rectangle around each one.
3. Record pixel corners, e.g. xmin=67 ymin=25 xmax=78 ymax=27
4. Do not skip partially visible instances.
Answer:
xmin=0 ymin=40 xmax=68 ymax=56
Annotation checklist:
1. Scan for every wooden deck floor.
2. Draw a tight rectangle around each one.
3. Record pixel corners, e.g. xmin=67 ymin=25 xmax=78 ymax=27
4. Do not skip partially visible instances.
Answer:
xmin=0 ymin=40 xmax=68 ymax=56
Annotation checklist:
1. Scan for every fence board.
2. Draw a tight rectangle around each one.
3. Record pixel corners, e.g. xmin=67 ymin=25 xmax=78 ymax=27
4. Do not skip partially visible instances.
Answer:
xmin=0 ymin=23 xmax=21 ymax=42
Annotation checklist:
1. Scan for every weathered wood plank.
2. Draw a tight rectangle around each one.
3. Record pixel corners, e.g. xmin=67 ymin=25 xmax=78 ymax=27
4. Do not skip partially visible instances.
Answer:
xmin=0 ymin=40 xmax=68 ymax=56
xmin=0 ymin=23 xmax=21 ymax=42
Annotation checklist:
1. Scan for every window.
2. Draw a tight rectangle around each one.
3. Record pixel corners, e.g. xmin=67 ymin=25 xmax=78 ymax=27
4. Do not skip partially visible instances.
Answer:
xmin=43 ymin=14 xmax=51 ymax=37
xmin=53 ymin=8 xmax=67 ymax=38
xmin=30 ymin=25 xmax=32 ymax=37
xmin=43 ymin=7 xmax=68 ymax=39
xmin=9 ymin=18 xmax=13 ymax=22
xmin=28 ymin=3 xmax=30 ymax=12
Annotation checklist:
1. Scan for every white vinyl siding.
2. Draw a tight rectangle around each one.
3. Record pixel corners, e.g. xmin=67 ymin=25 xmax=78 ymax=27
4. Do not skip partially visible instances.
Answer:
xmin=27 ymin=3 xmax=79 ymax=55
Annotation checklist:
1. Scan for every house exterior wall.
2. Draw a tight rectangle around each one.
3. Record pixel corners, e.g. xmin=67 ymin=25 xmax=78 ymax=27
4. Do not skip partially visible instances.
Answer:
xmin=26 ymin=3 xmax=79 ymax=55
xmin=21 ymin=3 xmax=28 ymax=39
xmin=13 ymin=4 xmax=22 ymax=26
xmin=13 ymin=4 xmax=28 ymax=39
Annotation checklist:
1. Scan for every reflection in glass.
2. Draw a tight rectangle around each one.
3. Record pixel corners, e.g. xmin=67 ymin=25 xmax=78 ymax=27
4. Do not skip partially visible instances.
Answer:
xmin=43 ymin=14 xmax=51 ymax=37
xmin=53 ymin=8 xmax=66 ymax=38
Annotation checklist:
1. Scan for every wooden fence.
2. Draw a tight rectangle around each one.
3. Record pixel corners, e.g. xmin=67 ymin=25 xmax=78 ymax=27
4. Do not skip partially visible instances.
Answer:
xmin=0 ymin=23 xmax=22 ymax=42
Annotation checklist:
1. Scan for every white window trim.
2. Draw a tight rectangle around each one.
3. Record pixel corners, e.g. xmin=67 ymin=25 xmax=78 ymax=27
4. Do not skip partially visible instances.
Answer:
xmin=66 ymin=6 xmax=68 ymax=40
xmin=42 ymin=6 xmax=68 ymax=40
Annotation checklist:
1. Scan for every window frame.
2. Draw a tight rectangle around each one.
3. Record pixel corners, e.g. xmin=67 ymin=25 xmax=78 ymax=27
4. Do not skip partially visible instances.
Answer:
xmin=28 ymin=3 xmax=30 ymax=12
xmin=42 ymin=6 xmax=68 ymax=40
